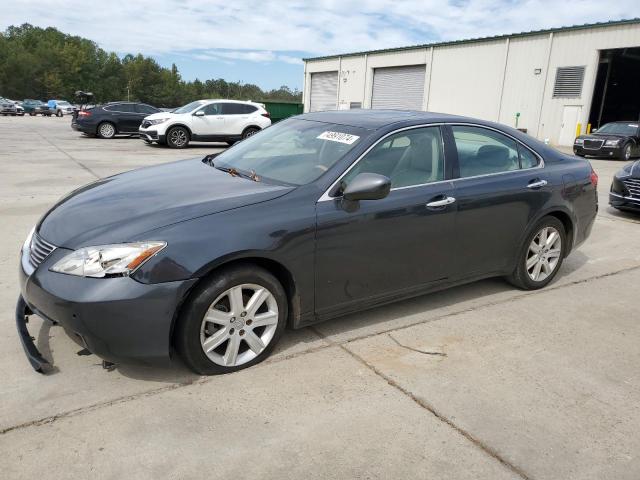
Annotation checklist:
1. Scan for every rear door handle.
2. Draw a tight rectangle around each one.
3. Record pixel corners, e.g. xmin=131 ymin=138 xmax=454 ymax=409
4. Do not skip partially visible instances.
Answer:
xmin=426 ymin=196 xmax=456 ymax=208
xmin=527 ymin=179 xmax=548 ymax=189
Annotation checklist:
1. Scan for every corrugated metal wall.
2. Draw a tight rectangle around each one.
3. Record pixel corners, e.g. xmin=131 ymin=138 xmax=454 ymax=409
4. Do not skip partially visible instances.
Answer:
xmin=303 ymin=23 xmax=640 ymax=145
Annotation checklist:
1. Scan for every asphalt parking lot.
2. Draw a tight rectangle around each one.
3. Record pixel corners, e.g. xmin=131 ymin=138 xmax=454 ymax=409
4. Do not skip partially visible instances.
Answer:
xmin=1 ymin=115 xmax=640 ymax=479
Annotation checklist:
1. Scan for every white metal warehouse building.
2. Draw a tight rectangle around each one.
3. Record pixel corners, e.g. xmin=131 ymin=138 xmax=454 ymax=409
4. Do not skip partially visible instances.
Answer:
xmin=302 ymin=19 xmax=640 ymax=146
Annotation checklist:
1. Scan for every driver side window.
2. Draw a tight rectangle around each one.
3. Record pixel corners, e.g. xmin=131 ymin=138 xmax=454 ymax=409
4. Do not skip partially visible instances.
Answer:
xmin=201 ymin=103 xmax=222 ymax=115
xmin=342 ymin=127 xmax=445 ymax=189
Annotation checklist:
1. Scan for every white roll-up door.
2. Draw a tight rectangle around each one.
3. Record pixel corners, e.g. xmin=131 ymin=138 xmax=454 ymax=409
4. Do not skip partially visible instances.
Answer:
xmin=310 ymin=71 xmax=338 ymax=112
xmin=372 ymin=65 xmax=426 ymax=110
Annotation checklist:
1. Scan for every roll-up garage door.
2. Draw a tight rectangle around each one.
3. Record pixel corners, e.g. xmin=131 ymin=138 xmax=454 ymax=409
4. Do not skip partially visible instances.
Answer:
xmin=310 ymin=71 xmax=338 ymax=112
xmin=372 ymin=65 xmax=426 ymax=110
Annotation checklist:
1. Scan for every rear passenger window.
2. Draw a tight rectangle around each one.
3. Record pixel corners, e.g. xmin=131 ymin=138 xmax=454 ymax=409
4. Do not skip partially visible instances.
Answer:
xmin=136 ymin=104 xmax=159 ymax=114
xmin=106 ymin=103 xmax=134 ymax=113
xmin=518 ymin=145 xmax=539 ymax=169
xmin=452 ymin=126 xmax=519 ymax=178
xmin=221 ymin=103 xmax=245 ymax=115
xmin=343 ymin=127 xmax=445 ymax=189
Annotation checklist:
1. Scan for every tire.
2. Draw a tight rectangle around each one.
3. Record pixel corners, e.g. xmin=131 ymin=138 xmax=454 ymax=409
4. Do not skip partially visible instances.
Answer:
xmin=507 ymin=216 xmax=567 ymax=290
xmin=29 ymin=112 xmax=35 ymax=116
xmin=242 ymin=127 xmax=260 ymax=140
xmin=56 ymin=110 xmax=63 ymax=117
xmin=175 ymin=264 xmax=288 ymax=375
xmin=620 ymin=143 xmax=632 ymax=161
xmin=97 ymin=122 xmax=116 ymax=139
xmin=167 ymin=126 xmax=189 ymax=148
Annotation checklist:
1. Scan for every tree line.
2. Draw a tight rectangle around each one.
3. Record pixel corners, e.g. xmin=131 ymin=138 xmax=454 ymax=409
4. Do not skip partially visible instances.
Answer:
xmin=0 ymin=24 xmax=302 ymax=107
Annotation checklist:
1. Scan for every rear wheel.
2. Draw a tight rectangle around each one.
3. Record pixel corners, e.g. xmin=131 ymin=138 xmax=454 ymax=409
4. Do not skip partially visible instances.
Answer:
xmin=507 ymin=216 xmax=566 ymax=290
xmin=56 ymin=110 xmax=63 ymax=117
xmin=167 ymin=126 xmax=189 ymax=148
xmin=176 ymin=264 xmax=287 ymax=375
xmin=242 ymin=127 xmax=260 ymax=139
xmin=97 ymin=122 xmax=116 ymax=139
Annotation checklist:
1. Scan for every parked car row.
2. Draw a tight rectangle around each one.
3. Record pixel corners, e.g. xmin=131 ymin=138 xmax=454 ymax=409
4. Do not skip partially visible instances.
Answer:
xmin=0 ymin=98 xmax=78 ymax=117
xmin=72 ymin=99 xmax=272 ymax=148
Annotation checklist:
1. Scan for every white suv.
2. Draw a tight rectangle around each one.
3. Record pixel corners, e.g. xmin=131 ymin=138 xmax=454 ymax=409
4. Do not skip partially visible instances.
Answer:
xmin=139 ymin=99 xmax=271 ymax=148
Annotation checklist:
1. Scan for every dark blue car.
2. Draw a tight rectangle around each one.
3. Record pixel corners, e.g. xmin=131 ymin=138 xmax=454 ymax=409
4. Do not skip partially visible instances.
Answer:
xmin=17 ymin=110 xmax=598 ymax=375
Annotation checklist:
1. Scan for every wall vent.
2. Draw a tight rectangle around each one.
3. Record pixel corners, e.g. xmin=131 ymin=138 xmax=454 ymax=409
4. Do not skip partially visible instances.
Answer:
xmin=552 ymin=66 xmax=586 ymax=98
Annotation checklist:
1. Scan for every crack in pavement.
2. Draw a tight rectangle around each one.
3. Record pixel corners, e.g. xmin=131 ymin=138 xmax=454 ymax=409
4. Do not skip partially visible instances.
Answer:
xmin=330 ymin=336 xmax=535 ymax=480
xmin=30 ymin=128 xmax=101 ymax=179
xmin=387 ymin=333 xmax=447 ymax=356
xmin=2 ymin=263 xmax=639 ymax=437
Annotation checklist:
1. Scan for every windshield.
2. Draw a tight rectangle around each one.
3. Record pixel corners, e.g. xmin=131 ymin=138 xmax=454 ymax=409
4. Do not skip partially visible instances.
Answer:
xmin=58 ymin=101 xmax=71 ymax=106
xmin=211 ymin=118 xmax=368 ymax=186
xmin=597 ymin=123 xmax=638 ymax=136
xmin=173 ymin=101 xmax=206 ymax=114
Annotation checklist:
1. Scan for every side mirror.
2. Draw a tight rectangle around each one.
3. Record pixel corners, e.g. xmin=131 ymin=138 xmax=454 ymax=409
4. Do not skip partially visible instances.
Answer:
xmin=591 ymin=128 xmax=597 ymax=133
xmin=343 ymin=173 xmax=391 ymax=201
xmin=194 ymin=110 xmax=205 ymax=117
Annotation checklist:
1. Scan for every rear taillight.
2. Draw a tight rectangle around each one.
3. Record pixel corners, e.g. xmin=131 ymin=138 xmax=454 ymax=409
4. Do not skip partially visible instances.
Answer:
xmin=590 ymin=168 xmax=598 ymax=188
xmin=261 ymin=112 xmax=270 ymax=118
xmin=78 ymin=110 xmax=91 ymax=117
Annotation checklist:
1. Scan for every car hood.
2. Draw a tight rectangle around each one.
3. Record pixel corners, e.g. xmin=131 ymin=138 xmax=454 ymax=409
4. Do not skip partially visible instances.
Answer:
xmin=38 ymin=158 xmax=293 ymax=248
xmin=578 ymin=133 xmax=628 ymax=141
xmin=145 ymin=111 xmax=180 ymax=120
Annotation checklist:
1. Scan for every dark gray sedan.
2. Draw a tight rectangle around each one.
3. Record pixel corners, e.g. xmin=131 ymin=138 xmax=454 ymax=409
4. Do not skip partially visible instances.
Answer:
xmin=17 ymin=110 xmax=598 ymax=375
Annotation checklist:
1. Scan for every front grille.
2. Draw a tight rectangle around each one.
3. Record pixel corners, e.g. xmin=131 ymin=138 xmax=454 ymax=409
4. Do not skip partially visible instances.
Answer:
xmin=584 ymin=139 xmax=604 ymax=150
xmin=29 ymin=232 xmax=56 ymax=268
xmin=623 ymin=178 xmax=640 ymax=199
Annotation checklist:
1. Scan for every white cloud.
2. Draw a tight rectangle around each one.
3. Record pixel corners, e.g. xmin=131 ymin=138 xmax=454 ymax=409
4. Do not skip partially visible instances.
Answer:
xmin=2 ymin=0 xmax=638 ymax=61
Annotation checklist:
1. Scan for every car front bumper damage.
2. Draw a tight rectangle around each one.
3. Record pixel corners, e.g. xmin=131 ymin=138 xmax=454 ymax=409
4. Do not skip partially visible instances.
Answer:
xmin=17 ymin=242 xmax=197 ymax=373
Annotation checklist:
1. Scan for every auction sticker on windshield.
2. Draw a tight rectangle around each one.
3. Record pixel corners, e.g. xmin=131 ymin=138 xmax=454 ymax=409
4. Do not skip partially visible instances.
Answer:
xmin=317 ymin=131 xmax=360 ymax=144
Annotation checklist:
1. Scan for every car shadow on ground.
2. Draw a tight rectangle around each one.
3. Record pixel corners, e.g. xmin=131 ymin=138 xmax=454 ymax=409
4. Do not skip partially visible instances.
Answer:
xmin=32 ymin=252 xmax=590 ymax=384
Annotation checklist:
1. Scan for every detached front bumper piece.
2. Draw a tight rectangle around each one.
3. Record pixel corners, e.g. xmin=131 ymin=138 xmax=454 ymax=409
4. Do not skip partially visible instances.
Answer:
xmin=15 ymin=295 xmax=52 ymax=374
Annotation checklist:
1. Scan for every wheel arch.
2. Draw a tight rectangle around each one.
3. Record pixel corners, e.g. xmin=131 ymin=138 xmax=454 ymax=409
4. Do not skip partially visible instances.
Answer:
xmin=97 ymin=119 xmax=117 ymax=133
xmin=242 ymin=125 xmax=262 ymax=135
xmin=171 ymin=255 xmax=300 ymax=349
xmin=167 ymin=123 xmax=193 ymax=137
xmin=522 ymin=208 xmax=576 ymax=258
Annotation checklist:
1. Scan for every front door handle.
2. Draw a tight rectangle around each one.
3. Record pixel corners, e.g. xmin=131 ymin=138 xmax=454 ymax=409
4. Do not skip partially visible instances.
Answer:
xmin=426 ymin=196 xmax=456 ymax=209
xmin=527 ymin=179 xmax=548 ymax=189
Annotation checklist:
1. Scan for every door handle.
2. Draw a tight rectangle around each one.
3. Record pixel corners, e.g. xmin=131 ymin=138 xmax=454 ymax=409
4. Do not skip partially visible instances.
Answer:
xmin=527 ymin=179 xmax=548 ymax=189
xmin=426 ymin=196 xmax=456 ymax=208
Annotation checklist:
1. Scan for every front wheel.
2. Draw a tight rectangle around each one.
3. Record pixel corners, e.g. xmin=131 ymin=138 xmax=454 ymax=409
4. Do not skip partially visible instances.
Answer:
xmin=56 ymin=110 xmax=63 ymax=117
xmin=507 ymin=216 xmax=566 ymax=290
xmin=167 ymin=126 xmax=189 ymax=148
xmin=175 ymin=264 xmax=287 ymax=375
xmin=620 ymin=143 xmax=632 ymax=161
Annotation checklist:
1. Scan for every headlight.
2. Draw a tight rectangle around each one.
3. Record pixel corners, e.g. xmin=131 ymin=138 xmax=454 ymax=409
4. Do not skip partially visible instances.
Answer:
xmin=574 ymin=138 xmax=584 ymax=145
xmin=50 ymin=241 xmax=166 ymax=278
xmin=605 ymin=139 xmax=621 ymax=146
xmin=146 ymin=118 xmax=170 ymax=126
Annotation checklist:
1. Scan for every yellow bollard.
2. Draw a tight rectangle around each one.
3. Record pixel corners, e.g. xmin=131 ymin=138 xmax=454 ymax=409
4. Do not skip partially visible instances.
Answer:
xmin=587 ymin=123 xmax=591 ymax=134
xmin=575 ymin=123 xmax=582 ymax=138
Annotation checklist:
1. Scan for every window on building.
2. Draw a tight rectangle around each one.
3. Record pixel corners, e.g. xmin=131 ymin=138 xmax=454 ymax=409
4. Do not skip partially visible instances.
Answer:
xmin=552 ymin=66 xmax=586 ymax=98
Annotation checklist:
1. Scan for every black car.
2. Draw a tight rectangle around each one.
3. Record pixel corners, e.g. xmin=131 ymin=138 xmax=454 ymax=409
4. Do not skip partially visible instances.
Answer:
xmin=17 ymin=110 xmax=598 ymax=375
xmin=72 ymin=101 xmax=160 ymax=138
xmin=574 ymin=121 xmax=640 ymax=160
xmin=610 ymin=160 xmax=640 ymax=212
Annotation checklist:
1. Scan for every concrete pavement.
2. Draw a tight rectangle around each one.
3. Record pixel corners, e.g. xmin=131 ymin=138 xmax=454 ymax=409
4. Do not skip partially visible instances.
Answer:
xmin=1 ymin=115 xmax=639 ymax=479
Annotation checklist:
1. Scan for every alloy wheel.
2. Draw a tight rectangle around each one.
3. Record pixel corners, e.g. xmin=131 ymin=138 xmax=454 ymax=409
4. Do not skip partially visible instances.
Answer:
xmin=169 ymin=128 xmax=188 ymax=147
xmin=624 ymin=145 xmax=631 ymax=160
xmin=200 ymin=283 xmax=279 ymax=367
xmin=526 ymin=226 xmax=562 ymax=282
xmin=99 ymin=123 xmax=115 ymax=138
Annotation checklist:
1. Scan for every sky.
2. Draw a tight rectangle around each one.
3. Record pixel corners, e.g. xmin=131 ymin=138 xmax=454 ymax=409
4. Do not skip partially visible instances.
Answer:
xmin=3 ymin=1 xmax=639 ymax=90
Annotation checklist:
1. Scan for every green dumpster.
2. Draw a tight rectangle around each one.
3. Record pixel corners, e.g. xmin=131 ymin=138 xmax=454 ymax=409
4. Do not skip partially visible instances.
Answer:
xmin=261 ymin=101 xmax=303 ymax=123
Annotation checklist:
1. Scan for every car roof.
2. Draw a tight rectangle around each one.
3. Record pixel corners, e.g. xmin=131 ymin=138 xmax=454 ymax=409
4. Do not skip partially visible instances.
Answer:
xmin=199 ymin=99 xmax=263 ymax=105
xmin=297 ymin=109 xmax=481 ymax=130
